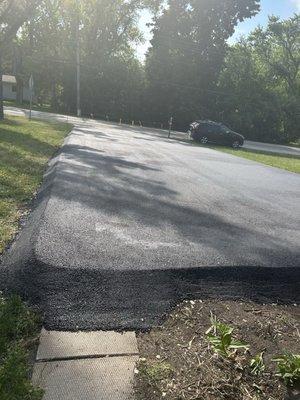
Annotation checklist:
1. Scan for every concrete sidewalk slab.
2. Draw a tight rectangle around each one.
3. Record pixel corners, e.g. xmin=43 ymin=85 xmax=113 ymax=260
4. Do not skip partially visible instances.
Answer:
xmin=37 ymin=329 xmax=138 ymax=361
xmin=32 ymin=356 xmax=138 ymax=400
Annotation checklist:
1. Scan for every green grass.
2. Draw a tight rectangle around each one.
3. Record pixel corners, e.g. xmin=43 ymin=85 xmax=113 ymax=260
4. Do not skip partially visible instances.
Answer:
xmin=4 ymin=100 xmax=74 ymax=117
xmin=138 ymin=360 xmax=174 ymax=388
xmin=213 ymin=147 xmax=300 ymax=174
xmin=0 ymin=116 xmax=72 ymax=253
xmin=0 ymin=116 xmax=71 ymax=398
xmin=4 ymin=100 xmax=55 ymax=114
xmin=0 ymin=295 xmax=43 ymax=400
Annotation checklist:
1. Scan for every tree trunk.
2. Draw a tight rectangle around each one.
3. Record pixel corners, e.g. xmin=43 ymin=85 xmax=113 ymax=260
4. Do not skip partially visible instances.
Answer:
xmin=16 ymin=77 xmax=24 ymax=104
xmin=0 ymin=54 xmax=4 ymax=120
xmin=51 ymin=80 xmax=57 ymax=111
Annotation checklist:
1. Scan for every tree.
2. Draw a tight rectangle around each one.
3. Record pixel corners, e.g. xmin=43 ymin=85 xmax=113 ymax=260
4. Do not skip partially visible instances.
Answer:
xmin=16 ymin=0 xmax=155 ymax=117
xmin=249 ymin=15 xmax=300 ymax=94
xmin=218 ymin=15 xmax=300 ymax=142
xmin=144 ymin=0 xmax=260 ymax=130
xmin=0 ymin=0 xmax=39 ymax=119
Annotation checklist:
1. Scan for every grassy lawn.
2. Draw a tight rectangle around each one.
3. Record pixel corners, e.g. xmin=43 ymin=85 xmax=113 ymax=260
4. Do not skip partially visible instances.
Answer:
xmin=0 ymin=116 xmax=72 ymax=253
xmin=0 ymin=295 xmax=43 ymax=399
xmin=212 ymin=147 xmax=300 ymax=174
xmin=4 ymin=100 xmax=55 ymax=114
xmin=0 ymin=116 xmax=71 ymax=398
xmin=190 ymin=143 xmax=300 ymax=174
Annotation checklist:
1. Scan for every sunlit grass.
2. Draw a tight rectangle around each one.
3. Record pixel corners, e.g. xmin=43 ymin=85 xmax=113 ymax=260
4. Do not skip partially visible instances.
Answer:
xmin=211 ymin=146 xmax=300 ymax=174
xmin=4 ymin=100 xmax=63 ymax=115
xmin=0 ymin=116 xmax=72 ymax=253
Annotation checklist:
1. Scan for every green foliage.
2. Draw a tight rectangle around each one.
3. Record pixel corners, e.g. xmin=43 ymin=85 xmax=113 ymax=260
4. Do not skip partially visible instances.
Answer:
xmin=250 ymin=352 xmax=265 ymax=376
xmin=16 ymin=0 xmax=150 ymax=116
xmin=273 ymin=353 xmax=300 ymax=387
xmin=0 ymin=1 xmax=39 ymax=47
xmin=218 ymin=15 xmax=300 ymax=143
xmin=139 ymin=361 xmax=173 ymax=384
xmin=2 ymin=1 xmax=299 ymax=145
xmin=145 ymin=0 xmax=260 ymax=130
xmin=0 ymin=0 xmax=40 ymax=118
xmin=0 ymin=295 xmax=43 ymax=400
xmin=206 ymin=315 xmax=249 ymax=358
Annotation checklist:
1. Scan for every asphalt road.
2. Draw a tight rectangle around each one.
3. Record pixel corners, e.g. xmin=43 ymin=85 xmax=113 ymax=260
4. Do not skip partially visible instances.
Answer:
xmin=1 ymin=109 xmax=300 ymax=330
xmin=5 ymin=105 xmax=300 ymax=156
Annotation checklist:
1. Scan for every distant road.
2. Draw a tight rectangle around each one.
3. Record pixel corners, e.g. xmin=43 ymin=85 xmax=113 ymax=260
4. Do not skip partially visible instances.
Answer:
xmin=4 ymin=106 xmax=300 ymax=156
xmin=244 ymin=140 xmax=300 ymax=156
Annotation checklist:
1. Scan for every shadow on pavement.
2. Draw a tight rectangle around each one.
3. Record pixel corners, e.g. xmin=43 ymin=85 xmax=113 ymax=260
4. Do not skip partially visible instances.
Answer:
xmin=1 ymin=127 xmax=299 ymax=331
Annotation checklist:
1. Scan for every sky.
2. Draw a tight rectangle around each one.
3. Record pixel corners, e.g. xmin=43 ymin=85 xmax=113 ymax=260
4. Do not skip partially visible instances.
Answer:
xmin=136 ymin=0 xmax=300 ymax=61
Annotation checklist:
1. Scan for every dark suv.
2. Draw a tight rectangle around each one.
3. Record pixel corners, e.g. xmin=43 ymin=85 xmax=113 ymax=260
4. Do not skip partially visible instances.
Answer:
xmin=188 ymin=120 xmax=244 ymax=148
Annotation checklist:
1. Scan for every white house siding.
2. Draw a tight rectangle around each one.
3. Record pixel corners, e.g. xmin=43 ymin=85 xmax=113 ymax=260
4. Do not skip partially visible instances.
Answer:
xmin=2 ymin=75 xmax=31 ymax=102
xmin=3 ymin=82 xmax=17 ymax=100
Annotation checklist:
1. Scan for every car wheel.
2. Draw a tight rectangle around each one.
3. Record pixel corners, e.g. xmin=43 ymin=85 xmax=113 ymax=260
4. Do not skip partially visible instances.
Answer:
xmin=200 ymin=136 xmax=208 ymax=144
xmin=232 ymin=140 xmax=240 ymax=149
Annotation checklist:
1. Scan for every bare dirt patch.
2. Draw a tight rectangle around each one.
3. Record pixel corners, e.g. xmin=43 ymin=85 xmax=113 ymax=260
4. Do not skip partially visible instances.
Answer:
xmin=135 ymin=300 xmax=300 ymax=400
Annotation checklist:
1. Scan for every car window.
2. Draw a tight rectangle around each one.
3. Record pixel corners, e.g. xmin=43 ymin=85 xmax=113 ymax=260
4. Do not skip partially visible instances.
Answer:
xmin=198 ymin=123 xmax=206 ymax=132
xmin=214 ymin=125 xmax=223 ymax=134
xmin=206 ymin=124 xmax=215 ymax=133
xmin=221 ymin=125 xmax=231 ymax=133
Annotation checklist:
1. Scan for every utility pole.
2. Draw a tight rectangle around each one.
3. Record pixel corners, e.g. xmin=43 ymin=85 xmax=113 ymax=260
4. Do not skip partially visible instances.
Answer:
xmin=76 ymin=16 xmax=81 ymax=118
xmin=29 ymin=74 xmax=34 ymax=120
xmin=0 ymin=53 xmax=3 ymax=120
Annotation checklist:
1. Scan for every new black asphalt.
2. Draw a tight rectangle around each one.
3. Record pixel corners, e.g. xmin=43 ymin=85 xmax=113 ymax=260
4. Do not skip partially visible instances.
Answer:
xmin=1 ymin=116 xmax=300 ymax=330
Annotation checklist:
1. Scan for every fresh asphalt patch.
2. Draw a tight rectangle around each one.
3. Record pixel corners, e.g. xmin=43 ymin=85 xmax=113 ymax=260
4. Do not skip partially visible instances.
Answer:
xmin=1 ymin=119 xmax=299 ymax=331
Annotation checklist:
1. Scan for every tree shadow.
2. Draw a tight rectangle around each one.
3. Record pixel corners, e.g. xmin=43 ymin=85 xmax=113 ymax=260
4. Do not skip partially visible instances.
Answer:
xmin=1 ymin=124 xmax=299 ymax=330
xmin=42 ymin=140 xmax=300 ymax=268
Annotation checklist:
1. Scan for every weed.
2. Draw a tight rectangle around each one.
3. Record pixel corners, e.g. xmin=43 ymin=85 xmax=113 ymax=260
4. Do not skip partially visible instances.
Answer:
xmin=273 ymin=353 xmax=300 ymax=387
xmin=206 ymin=315 xmax=249 ymax=358
xmin=139 ymin=361 xmax=173 ymax=384
xmin=250 ymin=352 xmax=265 ymax=376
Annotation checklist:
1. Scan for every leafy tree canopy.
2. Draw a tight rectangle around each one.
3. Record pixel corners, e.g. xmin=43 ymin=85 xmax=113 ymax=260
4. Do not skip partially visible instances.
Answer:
xmin=145 ymin=0 xmax=260 ymax=129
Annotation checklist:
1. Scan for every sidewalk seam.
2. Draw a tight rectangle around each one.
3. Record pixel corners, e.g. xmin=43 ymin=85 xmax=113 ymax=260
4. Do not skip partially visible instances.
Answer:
xmin=36 ymin=352 xmax=139 ymax=363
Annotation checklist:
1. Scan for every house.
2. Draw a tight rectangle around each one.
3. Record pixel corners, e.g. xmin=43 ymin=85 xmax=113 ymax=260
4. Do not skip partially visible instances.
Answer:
xmin=2 ymin=74 xmax=32 ymax=102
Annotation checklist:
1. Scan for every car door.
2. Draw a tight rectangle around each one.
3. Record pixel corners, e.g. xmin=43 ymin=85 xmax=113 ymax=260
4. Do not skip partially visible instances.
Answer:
xmin=220 ymin=127 xmax=233 ymax=145
xmin=209 ymin=124 xmax=223 ymax=143
xmin=205 ymin=123 xmax=216 ymax=142
xmin=196 ymin=122 xmax=207 ymax=139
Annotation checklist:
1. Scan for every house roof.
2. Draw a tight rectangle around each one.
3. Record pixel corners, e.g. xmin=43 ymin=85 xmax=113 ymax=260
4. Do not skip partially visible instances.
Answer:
xmin=2 ymin=75 xmax=17 ymax=84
